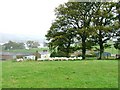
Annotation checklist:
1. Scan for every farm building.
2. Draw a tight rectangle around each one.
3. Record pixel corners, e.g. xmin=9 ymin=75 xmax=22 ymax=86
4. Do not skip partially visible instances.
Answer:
xmin=24 ymin=55 xmax=35 ymax=60
xmin=95 ymin=52 xmax=111 ymax=59
xmin=0 ymin=52 xmax=16 ymax=60
xmin=39 ymin=50 xmax=50 ymax=59
xmin=0 ymin=52 xmax=32 ymax=60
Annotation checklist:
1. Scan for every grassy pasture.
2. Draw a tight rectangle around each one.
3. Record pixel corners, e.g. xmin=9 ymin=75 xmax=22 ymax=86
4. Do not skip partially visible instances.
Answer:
xmin=105 ymin=48 xmax=118 ymax=54
xmin=3 ymin=48 xmax=49 ymax=53
xmin=2 ymin=60 xmax=118 ymax=88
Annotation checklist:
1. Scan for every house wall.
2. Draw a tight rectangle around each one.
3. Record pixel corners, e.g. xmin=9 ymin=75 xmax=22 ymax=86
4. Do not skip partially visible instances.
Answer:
xmin=41 ymin=54 xmax=50 ymax=59
xmin=24 ymin=55 xmax=35 ymax=60
xmin=0 ymin=55 xmax=14 ymax=60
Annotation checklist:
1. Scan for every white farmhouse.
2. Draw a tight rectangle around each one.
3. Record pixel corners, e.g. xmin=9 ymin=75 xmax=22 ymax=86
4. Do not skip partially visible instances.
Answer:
xmin=40 ymin=52 xmax=50 ymax=59
xmin=39 ymin=50 xmax=50 ymax=60
xmin=24 ymin=55 xmax=35 ymax=60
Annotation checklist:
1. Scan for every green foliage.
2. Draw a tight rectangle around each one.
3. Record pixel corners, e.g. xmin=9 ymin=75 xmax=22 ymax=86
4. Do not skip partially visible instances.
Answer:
xmin=50 ymin=51 xmax=68 ymax=57
xmin=114 ymin=2 xmax=120 ymax=51
xmin=46 ymin=2 xmax=97 ymax=59
xmin=46 ymin=2 xmax=118 ymax=59
xmin=26 ymin=41 xmax=40 ymax=48
xmin=2 ymin=60 xmax=118 ymax=88
xmin=104 ymin=44 xmax=111 ymax=49
xmin=3 ymin=41 xmax=25 ymax=50
xmin=114 ymin=1 xmax=120 ymax=51
xmin=89 ymin=2 xmax=117 ymax=59
xmin=46 ymin=10 xmax=77 ymax=57
xmin=114 ymin=38 xmax=120 ymax=50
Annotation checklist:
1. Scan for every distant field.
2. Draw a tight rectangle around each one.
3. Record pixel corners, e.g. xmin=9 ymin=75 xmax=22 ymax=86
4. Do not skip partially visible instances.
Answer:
xmin=93 ymin=45 xmax=118 ymax=54
xmin=2 ymin=60 xmax=118 ymax=88
xmin=3 ymin=47 xmax=49 ymax=53
xmin=105 ymin=47 xmax=118 ymax=54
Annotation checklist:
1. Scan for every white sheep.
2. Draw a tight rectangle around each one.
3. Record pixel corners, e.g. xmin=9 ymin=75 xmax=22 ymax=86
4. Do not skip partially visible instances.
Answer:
xmin=16 ymin=58 xmax=23 ymax=62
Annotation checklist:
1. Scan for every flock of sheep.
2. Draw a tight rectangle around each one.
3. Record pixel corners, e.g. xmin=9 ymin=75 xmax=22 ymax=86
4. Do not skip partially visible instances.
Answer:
xmin=16 ymin=57 xmax=82 ymax=62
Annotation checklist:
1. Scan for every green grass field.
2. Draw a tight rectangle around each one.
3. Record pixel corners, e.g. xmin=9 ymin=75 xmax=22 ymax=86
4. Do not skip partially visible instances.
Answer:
xmin=105 ymin=47 xmax=118 ymax=54
xmin=2 ymin=60 xmax=118 ymax=88
xmin=3 ymin=47 xmax=49 ymax=53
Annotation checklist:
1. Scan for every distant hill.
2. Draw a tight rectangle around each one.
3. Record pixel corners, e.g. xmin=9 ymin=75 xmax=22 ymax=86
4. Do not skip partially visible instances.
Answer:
xmin=0 ymin=32 xmax=45 ymax=43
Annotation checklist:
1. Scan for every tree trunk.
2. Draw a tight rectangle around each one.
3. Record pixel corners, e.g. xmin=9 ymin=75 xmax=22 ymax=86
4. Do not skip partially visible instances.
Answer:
xmin=66 ymin=42 xmax=71 ymax=58
xmin=66 ymin=51 xmax=69 ymax=58
xmin=99 ymin=42 xmax=104 ymax=60
xmin=98 ymin=30 xmax=104 ymax=60
xmin=82 ymin=34 xmax=86 ymax=60
xmin=35 ymin=51 xmax=39 ymax=61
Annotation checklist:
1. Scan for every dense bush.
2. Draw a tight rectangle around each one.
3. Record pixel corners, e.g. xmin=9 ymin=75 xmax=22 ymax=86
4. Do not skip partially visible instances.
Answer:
xmin=50 ymin=51 xmax=68 ymax=57
xmin=85 ymin=54 xmax=96 ymax=57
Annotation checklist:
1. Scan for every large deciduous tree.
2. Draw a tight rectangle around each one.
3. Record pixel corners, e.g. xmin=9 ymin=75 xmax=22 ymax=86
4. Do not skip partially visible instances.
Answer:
xmin=46 ymin=2 xmax=117 ymax=59
xmin=114 ymin=1 xmax=120 ymax=52
xmin=91 ymin=2 xmax=116 ymax=59
xmin=46 ymin=2 xmax=96 ymax=59
xmin=46 ymin=17 xmax=76 ymax=57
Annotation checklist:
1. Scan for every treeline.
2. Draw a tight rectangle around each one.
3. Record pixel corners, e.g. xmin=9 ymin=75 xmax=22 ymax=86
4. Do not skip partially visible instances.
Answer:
xmin=2 ymin=40 xmax=40 ymax=50
xmin=46 ymin=2 xmax=120 ymax=59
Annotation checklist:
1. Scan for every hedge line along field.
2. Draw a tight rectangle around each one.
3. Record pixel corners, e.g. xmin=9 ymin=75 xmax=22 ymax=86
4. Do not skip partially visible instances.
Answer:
xmin=2 ymin=60 xmax=118 ymax=88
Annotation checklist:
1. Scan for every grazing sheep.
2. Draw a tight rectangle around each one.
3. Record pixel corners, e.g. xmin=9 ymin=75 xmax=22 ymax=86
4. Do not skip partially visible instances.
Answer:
xmin=16 ymin=58 xmax=23 ymax=62
xmin=78 ymin=57 xmax=82 ymax=60
xmin=48 ymin=58 xmax=54 ymax=61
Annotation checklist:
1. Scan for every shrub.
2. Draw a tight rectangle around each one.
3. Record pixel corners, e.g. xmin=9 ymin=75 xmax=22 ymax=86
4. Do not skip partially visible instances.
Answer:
xmin=50 ymin=51 xmax=68 ymax=57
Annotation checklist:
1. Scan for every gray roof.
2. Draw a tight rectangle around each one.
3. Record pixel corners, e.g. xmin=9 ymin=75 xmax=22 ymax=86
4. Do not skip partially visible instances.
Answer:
xmin=95 ymin=52 xmax=111 ymax=57
xmin=0 ymin=52 xmax=33 ymax=56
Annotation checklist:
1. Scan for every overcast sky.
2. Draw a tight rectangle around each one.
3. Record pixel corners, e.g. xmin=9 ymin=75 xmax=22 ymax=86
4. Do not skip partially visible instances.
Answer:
xmin=0 ymin=0 xmax=68 ymax=43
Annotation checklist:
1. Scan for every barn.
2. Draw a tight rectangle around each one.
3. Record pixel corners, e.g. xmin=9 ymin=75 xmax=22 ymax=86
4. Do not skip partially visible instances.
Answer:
xmin=0 ymin=52 xmax=16 ymax=60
